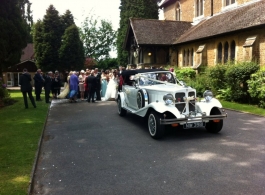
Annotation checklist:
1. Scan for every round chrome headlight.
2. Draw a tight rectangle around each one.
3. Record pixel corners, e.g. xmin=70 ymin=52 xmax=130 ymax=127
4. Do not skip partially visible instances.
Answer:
xmin=163 ymin=94 xmax=174 ymax=105
xmin=203 ymin=90 xmax=213 ymax=102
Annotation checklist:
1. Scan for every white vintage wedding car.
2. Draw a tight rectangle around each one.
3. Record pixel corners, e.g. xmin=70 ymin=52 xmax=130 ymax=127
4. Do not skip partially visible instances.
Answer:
xmin=117 ymin=69 xmax=227 ymax=139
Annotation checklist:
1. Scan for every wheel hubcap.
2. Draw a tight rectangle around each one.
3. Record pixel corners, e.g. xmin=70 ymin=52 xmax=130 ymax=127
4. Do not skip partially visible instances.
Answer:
xmin=149 ymin=114 xmax=156 ymax=135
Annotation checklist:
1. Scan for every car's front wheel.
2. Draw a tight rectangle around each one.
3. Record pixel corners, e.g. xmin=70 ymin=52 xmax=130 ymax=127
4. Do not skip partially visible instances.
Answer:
xmin=148 ymin=111 xmax=165 ymax=139
xmin=117 ymin=98 xmax=127 ymax=116
xmin=205 ymin=108 xmax=223 ymax=133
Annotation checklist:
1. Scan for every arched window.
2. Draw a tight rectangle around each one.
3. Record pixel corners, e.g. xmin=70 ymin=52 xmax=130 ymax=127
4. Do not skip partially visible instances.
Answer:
xmin=217 ymin=43 xmax=222 ymax=63
xmin=224 ymin=42 xmax=229 ymax=63
xmin=187 ymin=49 xmax=190 ymax=66
xmin=175 ymin=2 xmax=181 ymax=21
xmin=183 ymin=50 xmax=186 ymax=66
xmin=196 ymin=0 xmax=203 ymax=17
xmin=230 ymin=40 xmax=236 ymax=61
xmin=191 ymin=48 xmax=194 ymax=66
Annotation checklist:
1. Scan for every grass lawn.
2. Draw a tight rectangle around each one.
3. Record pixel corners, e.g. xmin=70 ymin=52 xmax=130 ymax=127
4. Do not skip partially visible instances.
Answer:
xmin=220 ymin=100 xmax=265 ymax=117
xmin=0 ymin=90 xmax=49 ymax=195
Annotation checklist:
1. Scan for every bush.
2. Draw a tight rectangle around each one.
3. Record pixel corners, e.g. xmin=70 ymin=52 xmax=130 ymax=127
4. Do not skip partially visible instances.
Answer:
xmin=225 ymin=61 xmax=259 ymax=103
xmin=184 ymin=73 xmax=212 ymax=97
xmin=0 ymin=77 xmax=16 ymax=107
xmin=247 ymin=66 xmax=265 ymax=108
xmin=207 ymin=64 xmax=228 ymax=91
xmin=175 ymin=68 xmax=196 ymax=80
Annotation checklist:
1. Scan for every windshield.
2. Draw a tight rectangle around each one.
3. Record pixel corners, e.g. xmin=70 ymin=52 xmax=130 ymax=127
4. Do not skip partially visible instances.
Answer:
xmin=139 ymin=72 xmax=176 ymax=86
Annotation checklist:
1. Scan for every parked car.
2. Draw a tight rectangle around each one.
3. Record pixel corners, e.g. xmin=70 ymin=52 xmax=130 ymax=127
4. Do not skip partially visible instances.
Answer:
xmin=116 ymin=69 xmax=227 ymax=139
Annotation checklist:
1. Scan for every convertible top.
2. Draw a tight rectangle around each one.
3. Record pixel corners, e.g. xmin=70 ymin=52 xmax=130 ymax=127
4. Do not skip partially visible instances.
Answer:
xmin=121 ymin=69 xmax=167 ymax=77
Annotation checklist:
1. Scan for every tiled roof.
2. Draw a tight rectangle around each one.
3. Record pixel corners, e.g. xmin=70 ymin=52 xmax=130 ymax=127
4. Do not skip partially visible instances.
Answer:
xmin=175 ymin=0 xmax=265 ymax=44
xmin=130 ymin=18 xmax=191 ymax=45
xmin=20 ymin=43 xmax=34 ymax=61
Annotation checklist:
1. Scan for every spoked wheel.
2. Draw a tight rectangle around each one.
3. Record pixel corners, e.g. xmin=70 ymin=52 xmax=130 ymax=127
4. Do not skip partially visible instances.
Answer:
xmin=205 ymin=108 xmax=223 ymax=133
xmin=117 ymin=98 xmax=126 ymax=116
xmin=148 ymin=111 xmax=165 ymax=139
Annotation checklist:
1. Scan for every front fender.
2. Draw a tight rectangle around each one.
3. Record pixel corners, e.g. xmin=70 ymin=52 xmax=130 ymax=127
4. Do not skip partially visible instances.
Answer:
xmin=196 ymin=98 xmax=222 ymax=115
xmin=135 ymin=102 xmax=182 ymax=118
xmin=117 ymin=92 xmax=126 ymax=108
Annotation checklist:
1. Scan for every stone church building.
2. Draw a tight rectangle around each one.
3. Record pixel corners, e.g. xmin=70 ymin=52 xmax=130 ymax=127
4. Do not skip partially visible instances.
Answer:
xmin=124 ymin=0 xmax=265 ymax=69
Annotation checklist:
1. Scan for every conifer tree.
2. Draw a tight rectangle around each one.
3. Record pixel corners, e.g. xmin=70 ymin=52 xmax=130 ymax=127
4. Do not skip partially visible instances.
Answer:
xmin=59 ymin=24 xmax=84 ymax=71
xmin=117 ymin=0 xmax=161 ymax=66
xmin=0 ymin=0 xmax=27 ymax=76
xmin=36 ymin=5 xmax=63 ymax=71
xmin=61 ymin=10 xmax=75 ymax=31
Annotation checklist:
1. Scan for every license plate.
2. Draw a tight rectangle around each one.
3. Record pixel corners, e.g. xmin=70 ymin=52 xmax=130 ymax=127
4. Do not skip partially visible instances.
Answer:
xmin=184 ymin=122 xmax=205 ymax=129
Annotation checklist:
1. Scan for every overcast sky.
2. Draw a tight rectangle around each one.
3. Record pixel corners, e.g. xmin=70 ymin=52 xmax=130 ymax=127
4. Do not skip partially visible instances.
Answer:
xmin=31 ymin=0 xmax=121 ymax=30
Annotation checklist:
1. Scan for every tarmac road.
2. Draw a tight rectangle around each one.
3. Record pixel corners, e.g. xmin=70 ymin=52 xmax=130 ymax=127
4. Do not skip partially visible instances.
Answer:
xmin=31 ymin=100 xmax=265 ymax=195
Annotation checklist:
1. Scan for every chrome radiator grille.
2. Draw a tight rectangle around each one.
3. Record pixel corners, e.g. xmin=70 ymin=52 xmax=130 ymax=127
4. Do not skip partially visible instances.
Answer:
xmin=175 ymin=91 xmax=195 ymax=113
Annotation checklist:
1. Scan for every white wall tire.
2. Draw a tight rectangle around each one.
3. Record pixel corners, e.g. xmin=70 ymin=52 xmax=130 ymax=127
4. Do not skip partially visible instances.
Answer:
xmin=148 ymin=111 xmax=165 ymax=139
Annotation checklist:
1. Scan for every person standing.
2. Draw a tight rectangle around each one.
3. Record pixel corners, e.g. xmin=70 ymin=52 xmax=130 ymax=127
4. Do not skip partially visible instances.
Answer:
xmin=78 ymin=70 xmax=85 ymax=100
xmin=94 ymin=68 xmax=101 ymax=101
xmin=52 ymin=70 xmax=61 ymax=99
xmin=33 ymin=69 xmax=44 ymax=101
xmin=69 ymin=71 xmax=79 ymax=102
xmin=19 ymin=69 xmax=36 ymax=109
xmin=44 ymin=72 xmax=52 ymax=103
xmin=86 ymin=71 xmax=97 ymax=103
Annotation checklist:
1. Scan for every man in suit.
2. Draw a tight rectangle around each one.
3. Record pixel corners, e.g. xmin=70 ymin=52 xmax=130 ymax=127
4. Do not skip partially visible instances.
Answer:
xmin=33 ymin=69 xmax=44 ymax=101
xmin=44 ymin=71 xmax=53 ymax=103
xmin=19 ymin=69 xmax=36 ymax=109
xmin=94 ymin=68 xmax=101 ymax=101
xmin=86 ymin=71 xmax=97 ymax=103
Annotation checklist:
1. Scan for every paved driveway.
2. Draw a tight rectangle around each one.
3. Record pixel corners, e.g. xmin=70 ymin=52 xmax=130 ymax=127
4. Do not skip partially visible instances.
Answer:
xmin=31 ymin=100 xmax=265 ymax=195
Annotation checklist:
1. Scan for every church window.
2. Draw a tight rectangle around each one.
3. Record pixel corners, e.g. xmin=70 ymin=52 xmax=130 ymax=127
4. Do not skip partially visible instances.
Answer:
xmin=217 ymin=43 xmax=222 ymax=63
xmin=224 ymin=0 xmax=236 ymax=6
xmin=191 ymin=48 xmax=194 ymax=66
xmin=224 ymin=42 xmax=229 ymax=63
xmin=196 ymin=0 xmax=203 ymax=17
xmin=230 ymin=40 xmax=235 ymax=61
xmin=175 ymin=2 xmax=181 ymax=21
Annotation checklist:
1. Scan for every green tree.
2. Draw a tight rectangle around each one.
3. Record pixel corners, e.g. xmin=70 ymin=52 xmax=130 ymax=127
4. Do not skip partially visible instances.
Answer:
xmin=80 ymin=15 xmax=117 ymax=63
xmin=0 ymin=0 xmax=28 ymax=77
xmin=18 ymin=0 xmax=33 ymax=43
xmin=97 ymin=58 xmax=118 ymax=70
xmin=35 ymin=5 xmax=63 ymax=72
xmin=59 ymin=24 xmax=85 ymax=71
xmin=117 ymin=0 xmax=162 ymax=66
xmin=61 ymin=10 xmax=75 ymax=31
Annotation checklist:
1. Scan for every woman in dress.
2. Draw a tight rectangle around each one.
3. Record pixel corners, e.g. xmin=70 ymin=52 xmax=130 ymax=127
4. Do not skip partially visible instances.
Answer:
xmin=58 ymin=72 xmax=72 ymax=99
xmin=104 ymin=71 xmax=118 ymax=101
xmin=101 ymin=71 xmax=107 ymax=97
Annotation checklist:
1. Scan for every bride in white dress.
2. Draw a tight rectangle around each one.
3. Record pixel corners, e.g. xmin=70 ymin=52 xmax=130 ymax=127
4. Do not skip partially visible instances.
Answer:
xmin=104 ymin=72 xmax=118 ymax=101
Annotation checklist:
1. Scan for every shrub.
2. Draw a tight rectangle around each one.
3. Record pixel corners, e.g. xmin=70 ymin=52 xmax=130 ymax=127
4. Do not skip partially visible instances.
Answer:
xmin=175 ymin=68 xmax=196 ymax=80
xmin=207 ymin=64 xmax=228 ymax=91
xmin=0 ymin=77 xmax=16 ymax=107
xmin=247 ymin=66 xmax=265 ymax=108
xmin=184 ymin=73 xmax=212 ymax=97
xmin=225 ymin=61 xmax=259 ymax=102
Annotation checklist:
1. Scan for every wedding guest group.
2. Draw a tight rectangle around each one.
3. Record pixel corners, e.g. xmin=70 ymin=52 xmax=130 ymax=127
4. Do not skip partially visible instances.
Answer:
xmin=57 ymin=68 xmax=123 ymax=103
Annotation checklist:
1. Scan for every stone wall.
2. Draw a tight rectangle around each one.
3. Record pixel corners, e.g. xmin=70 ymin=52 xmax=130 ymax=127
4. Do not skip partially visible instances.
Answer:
xmin=171 ymin=27 xmax=265 ymax=67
